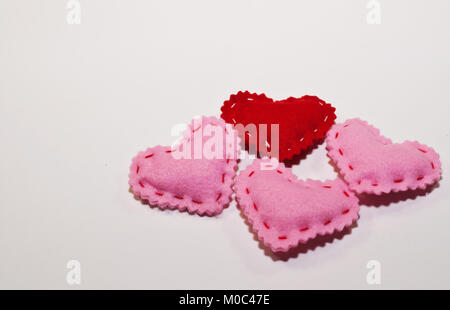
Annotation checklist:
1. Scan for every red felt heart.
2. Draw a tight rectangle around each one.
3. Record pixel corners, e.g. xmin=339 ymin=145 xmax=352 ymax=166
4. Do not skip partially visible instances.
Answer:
xmin=220 ymin=91 xmax=336 ymax=161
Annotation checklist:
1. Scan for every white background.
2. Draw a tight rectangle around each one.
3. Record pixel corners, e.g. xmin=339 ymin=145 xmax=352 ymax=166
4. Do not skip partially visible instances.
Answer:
xmin=1 ymin=0 xmax=449 ymax=289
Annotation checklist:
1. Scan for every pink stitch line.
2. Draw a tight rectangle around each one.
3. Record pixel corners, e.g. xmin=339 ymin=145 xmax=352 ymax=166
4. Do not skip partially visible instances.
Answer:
xmin=129 ymin=116 xmax=240 ymax=216
xmin=325 ymin=118 xmax=442 ymax=195
xmin=235 ymin=159 xmax=360 ymax=252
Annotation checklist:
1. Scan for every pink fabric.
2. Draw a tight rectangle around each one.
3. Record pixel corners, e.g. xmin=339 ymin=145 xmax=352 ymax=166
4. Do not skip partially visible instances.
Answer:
xmin=326 ymin=118 xmax=442 ymax=194
xmin=235 ymin=158 xmax=360 ymax=252
xmin=129 ymin=116 xmax=240 ymax=216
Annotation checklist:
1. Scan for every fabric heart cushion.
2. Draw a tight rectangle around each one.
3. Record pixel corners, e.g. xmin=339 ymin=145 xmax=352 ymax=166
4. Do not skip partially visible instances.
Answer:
xmin=220 ymin=91 xmax=336 ymax=162
xmin=326 ymin=118 xmax=442 ymax=194
xmin=129 ymin=116 xmax=240 ymax=216
xmin=235 ymin=159 xmax=360 ymax=252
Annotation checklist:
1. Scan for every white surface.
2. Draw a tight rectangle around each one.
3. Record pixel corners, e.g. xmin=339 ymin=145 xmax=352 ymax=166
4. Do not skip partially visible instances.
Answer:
xmin=1 ymin=0 xmax=449 ymax=289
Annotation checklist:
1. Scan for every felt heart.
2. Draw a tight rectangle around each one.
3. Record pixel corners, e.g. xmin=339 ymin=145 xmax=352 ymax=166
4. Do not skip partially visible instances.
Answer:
xmin=235 ymin=158 xmax=360 ymax=252
xmin=129 ymin=116 xmax=240 ymax=216
xmin=326 ymin=118 xmax=442 ymax=194
xmin=220 ymin=91 xmax=336 ymax=161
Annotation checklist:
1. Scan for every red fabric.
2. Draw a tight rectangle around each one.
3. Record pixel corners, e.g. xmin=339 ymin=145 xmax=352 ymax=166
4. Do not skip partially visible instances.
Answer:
xmin=220 ymin=91 xmax=336 ymax=161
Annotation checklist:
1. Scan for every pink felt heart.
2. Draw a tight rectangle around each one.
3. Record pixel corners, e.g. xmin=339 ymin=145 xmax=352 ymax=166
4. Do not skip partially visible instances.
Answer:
xmin=129 ymin=116 xmax=240 ymax=216
xmin=235 ymin=159 xmax=360 ymax=252
xmin=326 ymin=118 xmax=442 ymax=194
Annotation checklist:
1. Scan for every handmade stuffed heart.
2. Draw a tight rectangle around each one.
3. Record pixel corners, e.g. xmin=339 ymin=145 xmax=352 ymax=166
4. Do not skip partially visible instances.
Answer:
xmin=129 ymin=116 xmax=240 ymax=216
xmin=235 ymin=158 xmax=360 ymax=252
xmin=326 ymin=118 xmax=442 ymax=195
xmin=220 ymin=91 xmax=336 ymax=161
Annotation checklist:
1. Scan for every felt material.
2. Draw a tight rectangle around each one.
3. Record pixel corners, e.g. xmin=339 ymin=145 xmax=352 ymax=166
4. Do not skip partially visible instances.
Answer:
xmin=129 ymin=116 xmax=240 ymax=216
xmin=235 ymin=158 xmax=360 ymax=252
xmin=326 ymin=118 xmax=442 ymax=194
xmin=220 ymin=91 xmax=336 ymax=161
